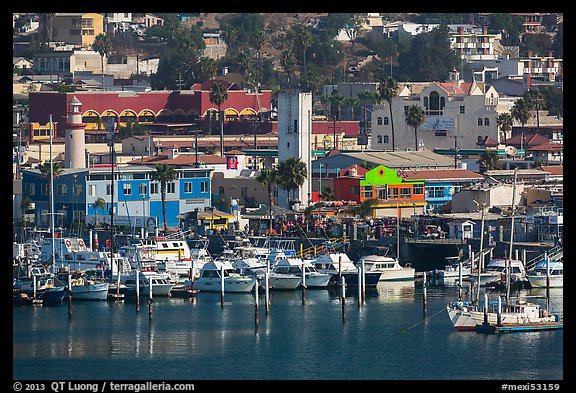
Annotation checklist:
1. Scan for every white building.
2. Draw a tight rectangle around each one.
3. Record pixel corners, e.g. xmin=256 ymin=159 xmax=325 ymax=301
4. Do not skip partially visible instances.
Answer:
xmin=277 ymin=92 xmax=312 ymax=209
xmin=370 ymin=70 xmax=501 ymax=152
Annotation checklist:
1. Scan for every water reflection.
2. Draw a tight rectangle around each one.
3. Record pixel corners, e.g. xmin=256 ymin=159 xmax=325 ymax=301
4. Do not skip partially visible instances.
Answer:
xmin=373 ymin=281 xmax=416 ymax=303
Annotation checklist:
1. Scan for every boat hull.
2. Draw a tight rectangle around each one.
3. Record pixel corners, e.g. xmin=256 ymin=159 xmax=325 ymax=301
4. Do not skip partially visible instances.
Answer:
xmin=70 ymin=282 xmax=109 ymax=300
xmin=191 ymin=277 xmax=256 ymax=293
xmin=268 ymin=275 xmax=302 ymax=290
xmin=302 ymin=273 xmax=331 ymax=288
xmin=526 ymin=275 xmax=563 ymax=288
xmin=378 ymin=269 xmax=415 ymax=281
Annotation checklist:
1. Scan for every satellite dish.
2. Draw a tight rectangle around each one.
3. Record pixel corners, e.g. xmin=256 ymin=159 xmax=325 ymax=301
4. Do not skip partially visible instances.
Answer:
xmin=504 ymin=146 xmax=517 ymax=156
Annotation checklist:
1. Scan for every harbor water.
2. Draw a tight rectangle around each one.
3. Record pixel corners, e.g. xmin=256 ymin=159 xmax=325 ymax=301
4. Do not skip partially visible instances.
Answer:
xmin=13 ymin=280 xmax=563 ymax=381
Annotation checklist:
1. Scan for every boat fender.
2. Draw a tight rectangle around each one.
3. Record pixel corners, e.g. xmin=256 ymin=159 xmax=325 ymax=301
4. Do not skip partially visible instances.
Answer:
xmin=78 ymin=239 xmax=85 ymax=246
xmin=65 ymin=240 xmax=72 ymax=247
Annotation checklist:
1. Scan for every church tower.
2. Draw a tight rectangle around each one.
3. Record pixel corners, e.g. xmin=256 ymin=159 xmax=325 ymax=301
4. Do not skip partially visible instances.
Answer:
xmin=277 ymin=92 xmax=312 ymax=209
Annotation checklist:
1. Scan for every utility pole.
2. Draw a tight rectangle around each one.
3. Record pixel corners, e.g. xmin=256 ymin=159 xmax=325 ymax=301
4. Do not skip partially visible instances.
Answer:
xmin=451 ymin=135 xmax=462 ymax=169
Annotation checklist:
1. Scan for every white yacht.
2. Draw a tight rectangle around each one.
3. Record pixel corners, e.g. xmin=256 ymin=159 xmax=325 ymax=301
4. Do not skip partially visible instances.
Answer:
xmin=526 ymin=260 xmax=563 ymax=288
xmin=357 ymin=254 xmax=415 ymax=281
xmin=478 ymin=258 xmax=527 ymax=287
xmin=187 ymin=260 xmax=257 ymax=293
xmin=121 ymin=269 xmax=175 ymax=297
xmin=273 ymin=257 xmax=331 ymax=288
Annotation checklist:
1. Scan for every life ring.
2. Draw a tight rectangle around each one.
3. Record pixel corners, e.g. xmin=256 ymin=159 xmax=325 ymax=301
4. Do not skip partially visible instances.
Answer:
xmin=65 ymin=240 xmax=72 ymax=247
xmin=78 ymin=239 xmax=85 ymax=247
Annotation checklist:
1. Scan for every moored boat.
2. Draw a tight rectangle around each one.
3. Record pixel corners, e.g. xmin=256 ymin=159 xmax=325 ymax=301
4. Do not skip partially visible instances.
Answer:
xmin=186 ymin=260 xmax=257 ymax=293
xmin=357 ymin=254 xmax=415 ymax=281
xmin=526 ymin=259 xmax=563 ymax=288
xmin=311 ymin=252 xmax=381 ymax=287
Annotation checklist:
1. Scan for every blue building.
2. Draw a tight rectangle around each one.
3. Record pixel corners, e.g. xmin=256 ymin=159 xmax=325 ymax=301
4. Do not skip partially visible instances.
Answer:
xmin=21 ymin=163 xmax=213 ymax=230
xmin=398 ymin=168 xmax=485 ymax=213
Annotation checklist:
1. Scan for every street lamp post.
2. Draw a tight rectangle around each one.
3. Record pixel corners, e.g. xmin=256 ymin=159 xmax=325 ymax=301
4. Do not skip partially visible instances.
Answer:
xmin=319 ymin=164 xmax=323 ymax=197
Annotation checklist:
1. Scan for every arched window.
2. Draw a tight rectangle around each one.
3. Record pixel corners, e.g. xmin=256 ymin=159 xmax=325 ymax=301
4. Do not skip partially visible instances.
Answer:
xmin=478 ymin=118 xmax=483 ymax=126
xmin=484 ymin=118 xmax=490 ymax=126
xmin=383 ymin=135 xmax=389 ymax=143
xmin=429 ymin=91 xmax=440 ymax=114
xmin=377 ymin=135 xmax=383 ymax=144
xmin=377 ymin=117 xmax=383 ymax=125
xmin=383 ymin=117 xmax=389 ymax=125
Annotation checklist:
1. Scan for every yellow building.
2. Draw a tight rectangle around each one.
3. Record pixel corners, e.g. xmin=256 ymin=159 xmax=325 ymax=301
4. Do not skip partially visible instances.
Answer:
xmin=52 ymin=13 xmax=104 ymax=48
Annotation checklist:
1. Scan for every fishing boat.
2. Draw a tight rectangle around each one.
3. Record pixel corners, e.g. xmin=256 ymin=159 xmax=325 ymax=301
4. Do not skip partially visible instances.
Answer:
xmin=357 ymin=254 xmax=415 ymax=281
xmin=186 ymin=260 xmax=257 ymax=293
xmin=273 ymin=257 xmax=331 ymax=288
xmin=446 ymin=295 xmax=559 ymax=331
xmin=60 ymin=270 xmax=109 ymax=301
xmin=526 ymin=259 xmax=563 ymax=288
xmin=13 ymin=264 xmax=67 ymax=303
xmin=311 ymin=252 xmax=381 ymax=287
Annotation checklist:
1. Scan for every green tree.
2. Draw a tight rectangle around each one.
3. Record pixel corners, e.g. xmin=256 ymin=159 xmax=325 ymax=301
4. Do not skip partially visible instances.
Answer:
xmin=477 ymin=150 xmax=502 ymax=173
xmin=92 ymin=33 xmax=113 ymax=91
xmin=150 ymin=164 xmax=177 ymax=232
xmin=328 ymin=92 xmax=345 ymax=150
xmin=281 ymin=48 xmax=297 ymax=89
xmin=256 ymin=168 xmax=278 ymax=233
xmin=357 ymin=198 xmax=379 ymax=219
xmin=345 ymin=96 xmax=360 ymax=121
xmin=209 ymin=82 xmax=229 ymax=156
xmin=319 ymin=186 xmax=335 ymax=202
xmin=287 ymin=24 xmax=313 ymax=90
xmin=497 ymin=112 xmax=514 ymax=143
xmin=93 ymin=197 xmax=106 ymax=227
xmin=511 ymin=98 xmax=533 ymax=156
xmin=276 ymin=157 xmax=308 ymax=207
xmin=405 ymin=105 xmax=426 ymax=151
xmin=377 ymin=77 xmax=399 ymax=151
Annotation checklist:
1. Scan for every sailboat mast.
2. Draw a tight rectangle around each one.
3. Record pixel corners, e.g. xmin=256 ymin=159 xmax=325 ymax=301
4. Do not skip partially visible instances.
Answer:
xmin=396 ymin=202 xmax=400 ymax=260
xmin=506 ymin=167 xmax=518 ymax=305
xmin=49 ymin=114 xmax=55 ymax=273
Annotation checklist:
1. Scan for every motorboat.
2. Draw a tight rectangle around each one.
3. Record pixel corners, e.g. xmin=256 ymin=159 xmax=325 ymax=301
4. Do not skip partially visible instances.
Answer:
xmin=476 ymin=258 xmax=527 ymax=287
xmin=273 ymin=257 xmax=331 ymax=288
xmin=121 ymin=268 xmax=175 ymax=297
xmin=268 ymin=258 xmax=303 ymax=290
xmin=431 ymin=256 xmax=471 ymax=279
xmin=357 ymin=254 xmax=415 ymax=281
xmin=526 ymin=260 xmax=563 ymax=288
xmin=311 ymin=252 xmax=381 ymax=287
xmin=446 ymin=295 xmax=560 ymax=331
xmin=186 ymin=260 xmax=257 ymax=293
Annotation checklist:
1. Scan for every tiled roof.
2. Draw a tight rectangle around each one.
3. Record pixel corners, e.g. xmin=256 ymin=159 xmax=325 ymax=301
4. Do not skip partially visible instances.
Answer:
xmin=398 ymin=168 xmax=484 ymax=180
xmin=541 ymin=165 xmax=563 ymax=175
xmin=126 ymin=154 xmax=226 ymax=166
xmin=528 ymin=142 xmax=563 ymax=151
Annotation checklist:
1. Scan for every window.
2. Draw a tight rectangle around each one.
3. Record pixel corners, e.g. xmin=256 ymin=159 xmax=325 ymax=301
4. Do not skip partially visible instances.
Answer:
xmin=73 ymin=184 xmax=83 ymax=196
xmin=378 ymin=188 xmax=387 ymax=199
xmin=293 ymin=119 xmax=298 ymax=133
xmin=106 ymin=184 xmax=112 ymax=195
xmin=413 ymin=184 xmax=424 ymax=195
xmin=139 ymin=183 xmax=147 ymax=195
xmin=484 ymin=118 xmax=490 ymax=126
xmin=427 ymin=186 xmax=444 ymax=198
xmin=460 ymin=106 xmax=465 ymax=114
xmin=377 ymin=135 xmax=383 ymax=143
xmin=383 ymin=117 xmax=389 ymax=125
xmin=201 ymin=181 xmax=209 ymax=193
xmin=349 ymin=185 xmax=360 ymax=195
xmin=400 ymin=187 xmax=411 ymax=197
xmin=57 ymin=184 xmax=67 ymax=195
xmin=123 ymin=183 xmax=132 ymax=196
xmin=377 ymin=117 xmax=382 ymax=125
xmin=167 ymin=182 xmax=175 ymax=194
xmin=25 ymin=183 xmax=35 ymax=196
xmin=383 ymin=135 xmax=389 ymax=143
xmin=150 ymin=183 xmax=159 ymax=194
xmin=88 ymin=184 xmax=96 ymax=196
xmin=404 ymin=106 xmax=409 ymax=116
xmin=219 ymin=186 xmax=225 ymax=195
xmin=361 ymin=185 xmax=373 ymax=199
xmin=241 ymin=187 xmax=248 ymax=197
xmin=184 ymin=182 xmax=193 ymax=193
xmin=478 ymin=118 xmax=483 ymax=126
xmin=388 ymin=187 xmax=399 ymax=199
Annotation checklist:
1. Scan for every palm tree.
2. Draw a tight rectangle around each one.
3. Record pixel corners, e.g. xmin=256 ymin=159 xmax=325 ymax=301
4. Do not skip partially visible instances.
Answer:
xmin=357 ymin=198 xmax=379 ymax=219
xmin=328 ymin=92 xmax=345 ymax=150
xmin=477 ymin=150 xmax=502 ymax=173
xmin=276 ymin=157 xmax=308 ymax=208
xmin=319 ymin=186 xmax=334 ymax=202
xmin=256 ymin=168 xmax=278 ymax=233
xmin=497 ymin=112 xmax=514 ymax=144
xmin=92 ymin=33 xmax=113 ymax=91
xmin=511 ymin=98 xmax=532 ymax=158
xmin=39 ymin=161 xmax=63 ymax=230
xmin=281 ymin=48 xmax=297 ymax=89
xmin=377 ymin=77 xmax=399 ymax=151
xmin=290 ymin=25 xmax=312 ymax=89
xmin=405 ymin=105 xmax=426 ymax=151
xmin=209 ymin=82 xmax=229 ymax=156
xmin=93 ymin=197 xmax=106 ymax=227
xmin=150 ymin=164 xmax=177 ymax=233
xmin=345 ymin=96 xmax=360 ymax=121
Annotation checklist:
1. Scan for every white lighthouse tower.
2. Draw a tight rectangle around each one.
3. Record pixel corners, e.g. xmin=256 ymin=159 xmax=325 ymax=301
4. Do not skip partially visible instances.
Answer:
xmin=277 ymin=92 xmax=312 ymax=209
xmin=64 ymin=96 xmax=87 ymax=168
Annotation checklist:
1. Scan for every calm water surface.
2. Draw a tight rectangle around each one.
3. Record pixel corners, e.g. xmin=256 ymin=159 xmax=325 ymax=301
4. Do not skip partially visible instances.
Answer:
xmin=13 ymin=280 xmax=563 ymax=381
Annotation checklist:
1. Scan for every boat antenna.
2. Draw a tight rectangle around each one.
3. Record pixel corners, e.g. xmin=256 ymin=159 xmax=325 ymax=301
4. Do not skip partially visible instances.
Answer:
xmin=49 ymin=114 xmax=56 ymax=274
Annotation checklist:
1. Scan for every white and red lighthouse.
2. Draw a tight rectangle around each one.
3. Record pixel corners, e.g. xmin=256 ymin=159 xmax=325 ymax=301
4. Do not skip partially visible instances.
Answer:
xmin=64 ymin=96 xmax=87 ymax=168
